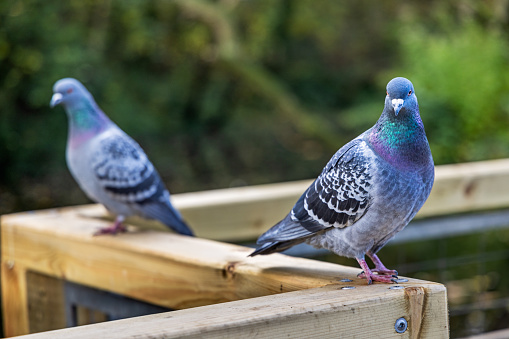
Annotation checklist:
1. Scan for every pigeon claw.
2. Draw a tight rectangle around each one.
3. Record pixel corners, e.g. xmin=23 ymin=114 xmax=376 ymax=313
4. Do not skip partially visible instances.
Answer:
xmin=371 ymin=268 xmax=399 ymax=276
xmin=356 ymin=258 xmax=402 ymax=284
xmin=357 ymin=270 xmax=400 ymax=285
xmin=357 ymin=271 xmax=397 ymax=284
xmin=93 ymin=223 xmax=127 ymax=236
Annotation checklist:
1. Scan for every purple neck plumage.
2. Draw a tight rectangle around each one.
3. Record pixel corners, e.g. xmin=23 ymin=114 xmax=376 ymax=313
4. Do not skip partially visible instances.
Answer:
xmin=368 ymin=105 xmax=431 ymax=171
xmin=66 ymin=99 xmax=112 ymax=149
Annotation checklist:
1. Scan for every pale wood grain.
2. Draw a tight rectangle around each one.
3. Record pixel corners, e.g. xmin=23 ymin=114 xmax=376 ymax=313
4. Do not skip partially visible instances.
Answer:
xmin=26 ymin=271 xmax=66 ymax=333
xmin=5 ymin=158 xmax=500 ymax=337
xmin=418 ymin=159 xmax=509 ymax=217
xmin=1 ymin=207 xmax=448 ymax=337
xmin=14 ymin=283 xmax=448 ymax=339
xmin=1 ymin=260 xmax=29 ymax=336
xmin=405 ymin=286 xmax=426 ymax=339
xmin=1 ymin=209 xmax=361 ymax=311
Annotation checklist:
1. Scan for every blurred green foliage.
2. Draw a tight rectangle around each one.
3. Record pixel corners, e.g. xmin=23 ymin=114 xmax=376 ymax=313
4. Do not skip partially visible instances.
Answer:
xmin=3 ymin=1 xmax=509 ymax=336
xmin=1 ymin=0 xmax=509 ymax=215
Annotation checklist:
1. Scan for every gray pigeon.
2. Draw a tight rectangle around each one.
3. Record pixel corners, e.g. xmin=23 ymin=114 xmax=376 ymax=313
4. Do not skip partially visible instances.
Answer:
xmin=250 ymin=77 xmax=434 ymax=284
xmin=50 ymin=78 xmax=194 ymax=236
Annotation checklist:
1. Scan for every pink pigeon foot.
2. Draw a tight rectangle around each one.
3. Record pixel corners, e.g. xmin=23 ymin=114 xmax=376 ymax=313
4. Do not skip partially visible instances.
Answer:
xmin=356 ymin=258 xmax=398 ymax=284
xmin=93 ymin=216 xmax=127 ymax=236
xmin=368 ymin=252 xmax=399 ymax=276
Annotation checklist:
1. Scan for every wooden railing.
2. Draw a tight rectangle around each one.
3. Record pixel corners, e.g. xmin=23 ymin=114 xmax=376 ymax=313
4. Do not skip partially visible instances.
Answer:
xmin=4 ymin=158 xmax=509 ymax=338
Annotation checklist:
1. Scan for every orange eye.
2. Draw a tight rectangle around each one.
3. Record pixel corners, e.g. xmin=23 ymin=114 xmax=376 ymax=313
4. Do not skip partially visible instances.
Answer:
xmin=67 ymin=88 xmax=73 ymax=94
xmin=386 ymin=91 xmax=388 ymax=96
xmin=408 ymin=90 xmax=412 ymax=95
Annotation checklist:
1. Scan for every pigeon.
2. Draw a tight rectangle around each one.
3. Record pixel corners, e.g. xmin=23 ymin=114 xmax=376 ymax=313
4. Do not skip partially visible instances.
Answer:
xmin=250 ymin=77 xmax=434 ymax=284
xmin=50 ymin=78 xmax=194 ymax=237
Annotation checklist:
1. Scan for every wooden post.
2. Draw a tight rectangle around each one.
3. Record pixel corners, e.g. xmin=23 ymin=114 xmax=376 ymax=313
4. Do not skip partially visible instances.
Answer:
xmin=1 ymin=261 xmax=29 ymax=336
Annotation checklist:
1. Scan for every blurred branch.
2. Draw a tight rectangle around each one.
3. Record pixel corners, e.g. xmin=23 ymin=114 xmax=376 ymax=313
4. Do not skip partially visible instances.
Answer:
xmin=173 ymin=0 xmax=239 ymax=59
xmin=172 ymin=0 xmax=337 ymax=148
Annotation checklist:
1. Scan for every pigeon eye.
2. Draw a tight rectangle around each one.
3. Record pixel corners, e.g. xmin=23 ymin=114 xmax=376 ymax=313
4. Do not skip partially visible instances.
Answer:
xmin=67 ymin=88 xmax=73 ymax=94
xmin=386 ymin=91 xmax=388 ymax=96
xmin=408 ymin=90 xmax=412 ymax=96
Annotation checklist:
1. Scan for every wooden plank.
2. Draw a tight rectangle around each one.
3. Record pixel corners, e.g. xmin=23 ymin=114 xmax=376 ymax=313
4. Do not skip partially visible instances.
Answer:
xmin=1 ymin=261 xmax=29 ymax=336
xmin=1 ymin=213 xmax=31 ymax=336
xmin=74 ymin=159 xmax=509 ymax=241
xmin=74 ymin=179 xmax=312 ymax=242
xmin=8 ymin=159 xmax=503 ymax=336
xmin=418 ymin=159 xmax=509 ymax=217
xmin=75 ymin=307 xmax=108 ymax=326
xmin=13 ymin=282 xmax=448 ymax=339
xmin=26 ymin=271 xmax=66 ymax=333
xmin=459 ymin=328 xmax=509 ymax=339
xmin=1 ymin=207 xmax=448 ymax=337
xmin=1 ymin=208 xmax=361 ymax=311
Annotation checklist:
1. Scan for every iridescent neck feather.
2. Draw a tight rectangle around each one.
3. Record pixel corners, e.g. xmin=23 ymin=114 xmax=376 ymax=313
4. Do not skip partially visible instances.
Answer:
xmin=66 ymin=99 xmax=110 ymax=148
xmin=368 ymin=106 xmax=431 ymax=171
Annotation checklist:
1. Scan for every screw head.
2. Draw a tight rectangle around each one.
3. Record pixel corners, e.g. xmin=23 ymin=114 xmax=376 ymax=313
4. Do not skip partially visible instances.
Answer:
xmin=339 ymin=278 xmax=353 ymax=282
xmin=341 ymin=286 xmax=355 ymax=290
xmin=395 ymin=317 xmax=408 ymax=333
xmin=390 ymin=285 xmax=404 ymax=290
xmin=394 ymin=278 xmax=408 ymax=283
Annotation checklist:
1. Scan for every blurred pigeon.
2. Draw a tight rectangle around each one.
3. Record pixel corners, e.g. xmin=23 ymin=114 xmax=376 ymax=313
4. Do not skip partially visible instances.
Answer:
xmin=50 ymin=78 xmax=194 ymax=236
xmin=250 ymin=77 xmax=434 ymax=284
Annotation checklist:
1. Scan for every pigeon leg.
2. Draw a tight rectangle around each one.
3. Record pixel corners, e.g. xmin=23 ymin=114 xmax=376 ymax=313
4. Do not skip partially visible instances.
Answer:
xmin=367 ymin=252 xmax=398 ymax=276
xmin=93 ymin=215 xmax=127 ymax=236
xmin=356 ymin=258 xmax=397 ymax=284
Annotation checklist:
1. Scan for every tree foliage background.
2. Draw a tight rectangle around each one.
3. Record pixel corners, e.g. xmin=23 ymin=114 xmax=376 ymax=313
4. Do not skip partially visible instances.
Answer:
xmin=3 ymin=1 xmax=509 ymax=336
xmin=2 ymin=0 xmax=509 ymax=213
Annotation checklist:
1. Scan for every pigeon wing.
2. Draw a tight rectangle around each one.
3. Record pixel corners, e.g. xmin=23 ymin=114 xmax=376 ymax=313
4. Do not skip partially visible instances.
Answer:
xmin=258 ymin=138 xmax=374 ymax=244
xmin=91 ymin=133 xmax=194 ymax=236
xmin=91 ymin=133 xmax=163 ymax=204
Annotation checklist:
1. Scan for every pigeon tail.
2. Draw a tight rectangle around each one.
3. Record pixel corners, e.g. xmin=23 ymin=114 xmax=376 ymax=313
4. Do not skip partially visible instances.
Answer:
xmin=140 ymin=202 xmax=194 ymax=236
xmin=249 ymin=238 xmax=306 ymax=257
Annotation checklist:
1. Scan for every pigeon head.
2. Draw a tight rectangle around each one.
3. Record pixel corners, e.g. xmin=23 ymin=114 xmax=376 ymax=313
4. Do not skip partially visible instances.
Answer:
xmin=50 ymin=78 xmax=95 ymax=109
xmin=50 ymin=78 xmax=111 ymax=143
xmin=369 ymin=77 xmax=430 ymax=170
xmin=385 ymin=77 xmax=417 ymax=116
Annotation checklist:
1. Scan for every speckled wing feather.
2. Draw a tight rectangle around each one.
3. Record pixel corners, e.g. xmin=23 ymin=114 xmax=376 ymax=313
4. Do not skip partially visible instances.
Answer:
xmin=257 ymin=138 xmax=373 ymax=245
xmin=91 ymin=133 xmax=194 ymax=236
xmin=91 ymin=134 xmax=163 ymax=204
xmin=298 ymin=138 xmax=373 ymax=228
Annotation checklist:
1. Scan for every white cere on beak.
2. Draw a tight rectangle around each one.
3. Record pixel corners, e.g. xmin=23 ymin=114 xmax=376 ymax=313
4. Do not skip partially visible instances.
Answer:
xmin=50 ymin=93 xmax=63 ymax=108
xmin=391 ymin=98 xmax=404 ymax=116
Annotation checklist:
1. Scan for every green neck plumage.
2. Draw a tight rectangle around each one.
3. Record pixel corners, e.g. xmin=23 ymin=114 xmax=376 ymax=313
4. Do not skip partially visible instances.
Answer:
xmin=66 ymin=100 xmax=110 ymax=148
xmin=369 ymin=108 xmax=430 ymax=170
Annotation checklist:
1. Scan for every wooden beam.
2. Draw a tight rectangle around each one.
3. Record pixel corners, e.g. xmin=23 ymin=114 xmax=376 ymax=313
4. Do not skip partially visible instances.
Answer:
xmin=1 ymin=208 xmax=359 ymax=311
xmin=9 ymin=158 xmax=504 ymax=336
xmin=75 ymin=158 xmax=509 ymax=241
xmin=1 ymin=259 xmax=29 ymax=336
xmin=1 ymin=207 xmax=448 ymax=337
xmin=13 ymin=282 xmax=448 ymax=339
xmin=418 ymin=159 xmax=509 ymax=217
xmin=74 ymin=179 xmax=312 ymax=242
xmin=26 ymin=271 xmax=66 ymax=333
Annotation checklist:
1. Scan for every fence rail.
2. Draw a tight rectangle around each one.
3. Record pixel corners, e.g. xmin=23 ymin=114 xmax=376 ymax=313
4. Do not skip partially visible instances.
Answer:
xmin=5 ymin=158 xmax=509 ymax=338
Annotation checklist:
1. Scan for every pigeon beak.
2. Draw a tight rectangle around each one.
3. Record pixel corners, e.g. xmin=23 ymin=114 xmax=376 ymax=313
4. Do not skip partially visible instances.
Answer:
xmin=50 ymin=93 xmax=63 ymax=108
xmin=391 ymin=98 xmax=404 ymax=116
